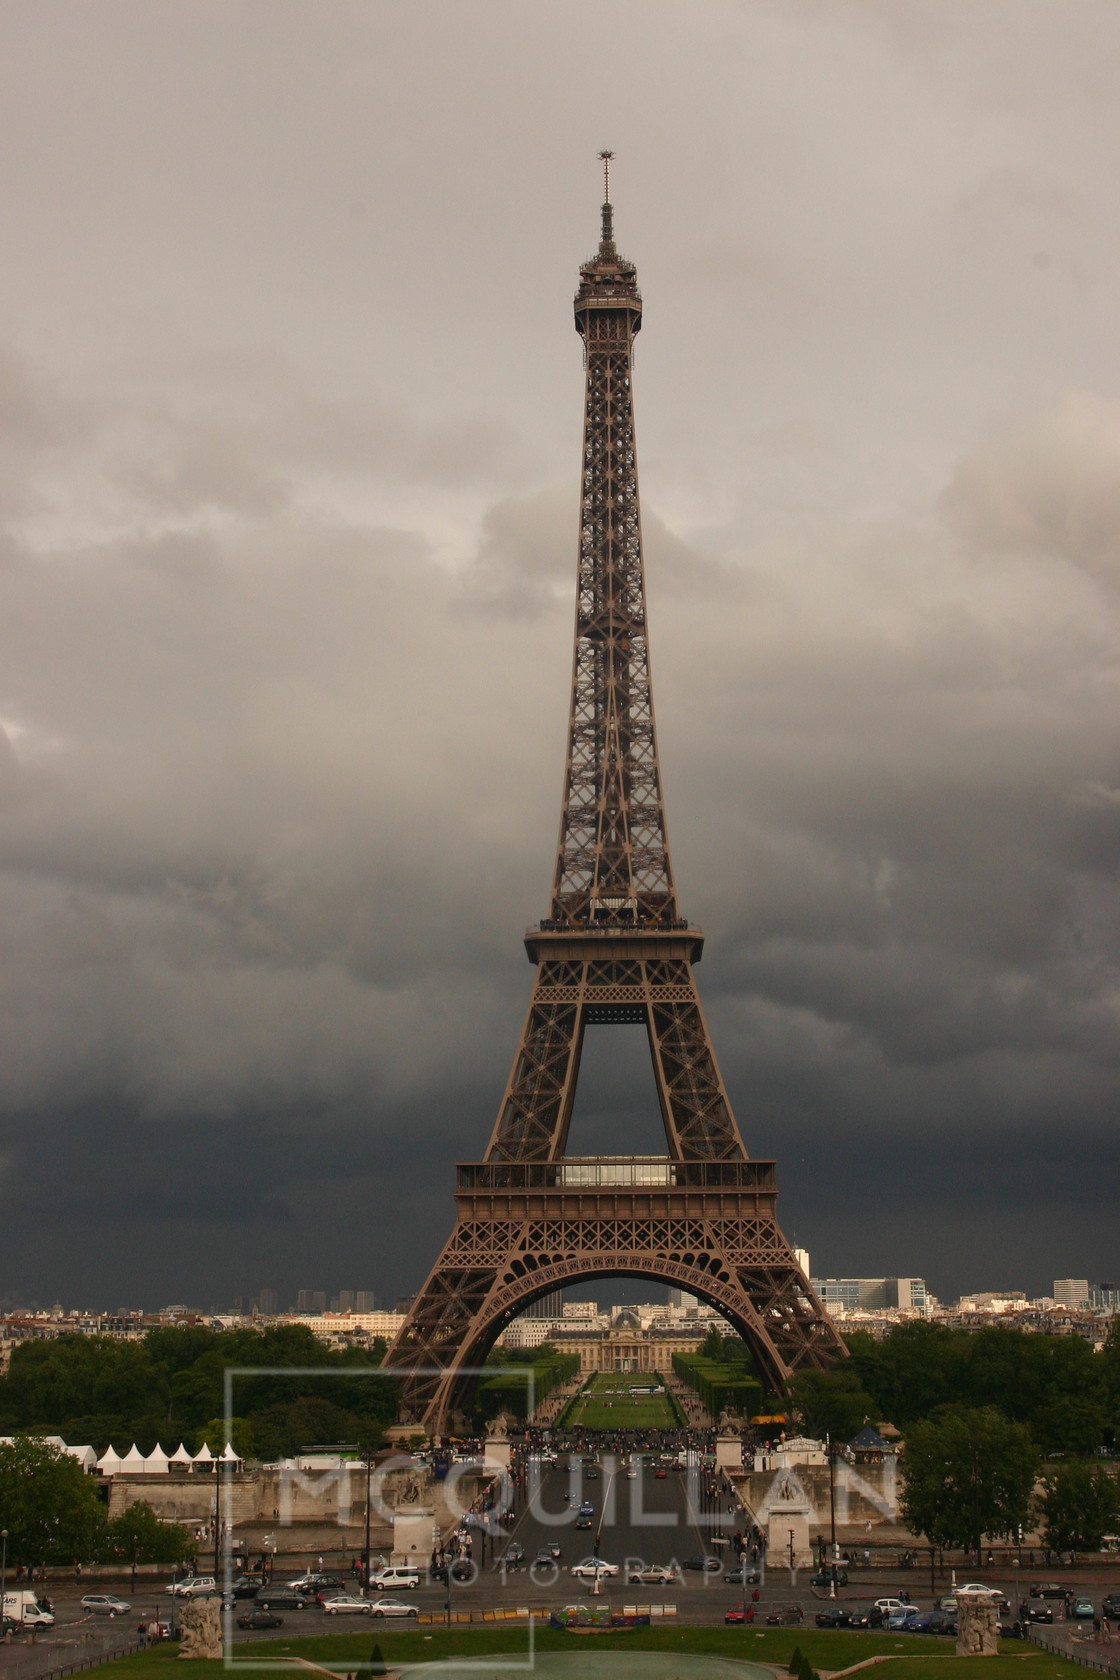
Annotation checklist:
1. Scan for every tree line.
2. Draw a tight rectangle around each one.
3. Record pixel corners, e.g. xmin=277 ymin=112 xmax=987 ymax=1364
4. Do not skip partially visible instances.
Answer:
xmin=0 ymin=1323 xmax=398 ymax=1459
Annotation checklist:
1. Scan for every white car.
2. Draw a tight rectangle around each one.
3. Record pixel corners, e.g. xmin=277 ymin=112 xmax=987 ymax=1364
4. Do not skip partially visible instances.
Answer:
xmin=625 ymin=1564 xmax=677 ymax=1585
xmin=321 ymin=1595 xmax=372 ymax=1616
xmin=369 ymin=1597 xmax=420 ymax=1619
xmin=570 ymin=1558 xmax=619 ymax=1580
xmin=81 ymin=1594 xmax=132 ymax=1616
xmin=165 ymin=1576 xmax=217 ymax=1598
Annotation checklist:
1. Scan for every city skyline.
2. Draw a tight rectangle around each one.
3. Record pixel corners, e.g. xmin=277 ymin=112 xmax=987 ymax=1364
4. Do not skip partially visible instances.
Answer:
xmin=0 ymin=1 xmax=1117 ymax=1309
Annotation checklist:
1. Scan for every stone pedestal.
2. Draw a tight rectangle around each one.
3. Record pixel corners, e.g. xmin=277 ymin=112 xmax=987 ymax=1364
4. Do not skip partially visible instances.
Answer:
xmin=956 ymin=1590 xmax=1000 ymax=1656
xmin=484 ymin=1431 xmax=512 ymax=1471
xmin=765 ymin=1492 xmax=813 ymax=1571
xmin=715 ymin=1434 xmax=743 ymax=1472
xmin=393 ymin=1507 xmax=438 ymax=1567
xmin=177 ymin=1598 xmax=222 ymax=1659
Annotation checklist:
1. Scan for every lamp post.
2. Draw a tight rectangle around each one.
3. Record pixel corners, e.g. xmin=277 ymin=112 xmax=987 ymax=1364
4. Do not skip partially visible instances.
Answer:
xmin=827 ymin=1437 xmax=838 ymax=1598
xmin=1 ymin=1529 xmax=8 ymax=1628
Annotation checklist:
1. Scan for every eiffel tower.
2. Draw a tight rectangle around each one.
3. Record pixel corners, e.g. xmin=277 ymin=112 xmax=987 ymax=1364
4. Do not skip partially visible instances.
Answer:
xmin=389 ymin=157 xmax=844 ymax=1433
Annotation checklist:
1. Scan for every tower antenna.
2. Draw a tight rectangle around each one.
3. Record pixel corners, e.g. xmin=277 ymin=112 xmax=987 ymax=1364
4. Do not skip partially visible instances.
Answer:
xmin=598 ymin=149 xmax=615 ymax=253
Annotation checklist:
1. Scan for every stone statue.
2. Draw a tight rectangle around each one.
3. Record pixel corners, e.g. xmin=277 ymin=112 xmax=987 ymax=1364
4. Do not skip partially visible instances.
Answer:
xmin=178 ymin=1598 xmax=223 ymax=1660
xmin=956 ymin=1591 xmax=1000 ymax=1657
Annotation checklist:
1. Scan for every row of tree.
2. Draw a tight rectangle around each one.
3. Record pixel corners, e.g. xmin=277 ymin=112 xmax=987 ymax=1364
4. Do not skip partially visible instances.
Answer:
xmin=899 ymin=1405 xmax=1120 ymax=1554
xmin=0 ymin=1324 xmax=399 ymax=1458
xmin=672 ymin=1349 xmax=764 ymax=1421
xmin=784 ymin=1320 xmax=1120 ymax=1455
xmin=472 ymin=1347 xmax=581 ymax=1425
xmin=0 ymin=1436 xmax=196 ymax=1576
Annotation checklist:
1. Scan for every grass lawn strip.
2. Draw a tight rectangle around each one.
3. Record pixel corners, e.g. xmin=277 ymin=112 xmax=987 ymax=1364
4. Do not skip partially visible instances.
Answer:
xmin=89 ymin=1628 xmax=1086 ymax=1680
xmin=561 ymin=1372 xmax=681 ymax=1431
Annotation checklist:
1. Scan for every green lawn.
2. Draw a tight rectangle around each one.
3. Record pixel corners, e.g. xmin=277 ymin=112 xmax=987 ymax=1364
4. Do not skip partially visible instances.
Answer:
xmin=560 ymin=1373 xmax=682 ymax=1431
xmin=92 ymin=1627 xmax=1087 ymax=1678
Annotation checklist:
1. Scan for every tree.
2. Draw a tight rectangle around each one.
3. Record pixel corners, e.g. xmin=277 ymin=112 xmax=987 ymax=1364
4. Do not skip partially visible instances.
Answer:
xmin=0 ymin=1434 xmax=106 ymax=1565
xmin=900 ymin=1405 xmax=1038 ymax=1554
xmin=101 ymin=1500 xmax=195 ymax=1591
xmin=198 ymin=1416 xmax=255 ymax=1461
xmin=1039 ymin=1463 xmax=1120 ymax=1554
xmin=788 ymin=1369 xmax=877 ymax=1444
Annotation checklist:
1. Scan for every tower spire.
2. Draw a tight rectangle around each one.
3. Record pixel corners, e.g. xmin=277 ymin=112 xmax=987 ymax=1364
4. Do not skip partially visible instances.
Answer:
xmin=599 ymin=148 xmax=615 ymax=254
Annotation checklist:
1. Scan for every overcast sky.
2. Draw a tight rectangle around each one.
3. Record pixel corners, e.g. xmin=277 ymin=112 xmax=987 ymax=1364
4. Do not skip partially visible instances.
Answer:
xmin=1 ymin=0 xmax=1117 ymax=1314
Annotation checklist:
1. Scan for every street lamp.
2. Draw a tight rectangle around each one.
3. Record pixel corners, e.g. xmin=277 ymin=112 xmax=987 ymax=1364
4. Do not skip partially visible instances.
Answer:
xmin=1 ymin=1529 xmax=8 ymax=1627
xmin=827 ymin=1437 xmax=838 ymax=1598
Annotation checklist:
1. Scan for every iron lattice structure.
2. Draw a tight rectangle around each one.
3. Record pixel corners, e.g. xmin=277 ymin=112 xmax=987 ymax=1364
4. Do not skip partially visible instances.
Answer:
xmin=389 ymin=169 xmax=844 ymax=1431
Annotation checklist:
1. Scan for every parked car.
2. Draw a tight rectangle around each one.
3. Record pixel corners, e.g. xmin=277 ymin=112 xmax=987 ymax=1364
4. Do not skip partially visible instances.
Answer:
xmin=887 ymin=1607 xmax=921 ymax=1630
xmin=236 ymin=1609 xmax=284 ymax=1630
xmin=904 ymin=1610 xmax=957 ymax=1636
xmin=369 ymin=1598 xmax=420 ymax=1619
xmin=872 ymin=1597 xmax=912 ymax=1616
xmin=810 ymin=1567 xmax=849 ymax=1588
xmin=1071 ymin=1598 xmax=1095 ymax=1620
xmin=1026 ymin=1603 xmax=1055 ymax=1623
xmin=570 ymin=1558 xmax=619 ymax=1580
xmin=321 ymin=1595 xmax=372 ymax=1616
xmin=1102 ymin=1594 xmax=1120 ymax=1619
xmin=253 ymin=1588 xmax=308 ymax=1611
xmin=1029 ymin=1583 xmax=1071 ymax=1600
xmin=819 ymin=1599 xmax=866 ymax=1626
xmin=725 ymin=1607 xmax=757 ymax=1625
xmin=81 ymin=1594 xmax=132 ymax=1617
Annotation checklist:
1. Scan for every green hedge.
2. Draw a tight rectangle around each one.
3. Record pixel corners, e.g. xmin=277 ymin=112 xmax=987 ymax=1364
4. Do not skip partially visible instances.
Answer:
xmin=672 ymin=1352 xmax=763 ymax=1420
xmin=474 ymin=1352 xmax=581 ymax=1424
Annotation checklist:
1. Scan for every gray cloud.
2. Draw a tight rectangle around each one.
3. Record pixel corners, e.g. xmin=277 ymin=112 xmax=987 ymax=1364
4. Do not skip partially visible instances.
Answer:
xmin=0 ymin=0 xmax=1117 ymax=1310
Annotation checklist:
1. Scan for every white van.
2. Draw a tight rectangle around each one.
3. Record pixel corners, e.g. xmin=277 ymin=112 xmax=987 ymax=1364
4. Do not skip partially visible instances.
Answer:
xmin=366 ymin=1566 xmax=421 ymax=1592
xmin=2 ymin=1592 xmax=56 ymax=1627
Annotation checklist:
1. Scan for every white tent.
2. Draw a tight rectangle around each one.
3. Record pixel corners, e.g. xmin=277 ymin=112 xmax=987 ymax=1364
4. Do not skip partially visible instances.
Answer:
xmin=220 ymin=1442 xmax=242 ymax=1465
xmin=169 ymin=1442 xmax=193 ymax=1470
xmin=118 ymin=1443 xmax=148 ymax=1475
xmin=192 ymin=1443 xmax=214 ymax=1467
xmin=97 ymin=1445 xmax=123 ymax=1476
xmin=144 ymin=1444 xmax=170 ymax=1473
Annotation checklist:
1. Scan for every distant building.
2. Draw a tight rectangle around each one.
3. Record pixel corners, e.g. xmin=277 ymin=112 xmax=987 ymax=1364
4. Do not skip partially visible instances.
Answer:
xmin=811 ymin=1277 xmax=928 ymax=1315
xmin=1090 ymin=1283 xmax=1119 ymax=1312
xmin=255 ymin=1288 xmax=278 ymax=1316
xmin=794 ymin=1249 xmax=811 ymax=1279
xmin=1054 ymin=1279 xmax=1090 ymax=1309
xmin=354 ymin=1291 xmax=378 ymax=1312
xmin=523 ymin=1290 xmax=564 ymax=1319
xmin=296 ymin=1290 xmax=327 ymax=1314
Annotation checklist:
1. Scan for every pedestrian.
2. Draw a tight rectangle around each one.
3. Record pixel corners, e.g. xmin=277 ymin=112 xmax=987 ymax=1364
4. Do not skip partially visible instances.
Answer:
xmin=1101 ymin=1616 xmax=1112 ymax=1644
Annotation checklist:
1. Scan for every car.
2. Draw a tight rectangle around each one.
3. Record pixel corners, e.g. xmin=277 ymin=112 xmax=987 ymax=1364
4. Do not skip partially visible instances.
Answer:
xmin=546 ymin=1542 xmax=562 ymax=1560
xmin=723 ymin=1565 xmax=761 ymax=1584
xmin=236 ymin=1608 xmax=284 ymax=1630
xmin=585 ymin=1467 xmax=600 ymax=1480
xmin=570 ymin=1558 xmax=619 ymax=1580
xmin=321 ymin=1594 xmax=372 ymax=1616
xmin=253 ymin=1589 xmax=308 ymax=1611
xmin=228 ymin=1578 xmax=262 ymax=1600
xmin=298 ymin=1573 xmax=346 ymax=1596
xmin=957 ymin=1583 xmax=1009 ymax=1608
xmin=724 ymin=1607 xmax=758 ymax=1625
xmin=904 ymin=1610 xmax=957 ymax=1636
xmin=1026 ymin=1604 xmax=1055 ymax=1623
xmin=1071 ymin=1598 xmax=1095 ymax=1620
xmin=872 ymin=1597 xmax=912 ymax=1615
xmin=814 ymin=1607 xmax=864 ymax=1629
xmin=654 ymin=1467 xmax=667 ymax=1479
xmin=369 ymin=1597 xmax=420 ymax=1619
xmin=810 ymin=1567 xmax=849 ymax=1588
xmin=574 ymin=1514 xmax=593 ymax=1528
xmin=81 ymin=1594 xmax=132 ymax=1617
xmin=625 ymin=1564 xmax=677 ymax=1585
xmin=1102 ymin=1594 xmax=1120 ymax=1619
xmin=681 ymin=1556 xmax=721 ymax=1572
xmin=887 ymin=1608 xmax=921 ymax=1630
xmin=534 ymin=1549 xmax=558 ymax=1568
xmin=367 ymin=1567 xmax=421 ymax=1592
xmin=1030 ymin=1582 xmax=1070 ymax=1600
xmin=430 ymin=1561 xmax=474 ymax=1584
xmin=166 ymin=1575 xmax=217 ymax=1598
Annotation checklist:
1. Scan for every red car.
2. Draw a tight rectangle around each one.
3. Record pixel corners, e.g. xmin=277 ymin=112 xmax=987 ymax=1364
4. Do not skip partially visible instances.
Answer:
xmin=654 ymin=1468 xmax=667 ymax=1479
xmin=724 ymin=1607 xmax=756 ymax=1625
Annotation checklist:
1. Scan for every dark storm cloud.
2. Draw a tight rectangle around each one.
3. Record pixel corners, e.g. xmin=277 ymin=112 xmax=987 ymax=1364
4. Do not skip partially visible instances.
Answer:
xmin=0 ymin=0 xmax=1117 ymax=1309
